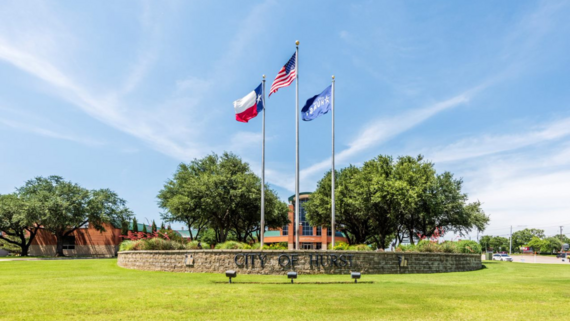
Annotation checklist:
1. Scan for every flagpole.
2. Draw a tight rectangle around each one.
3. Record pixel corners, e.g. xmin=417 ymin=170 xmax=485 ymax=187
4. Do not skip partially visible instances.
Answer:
xmin=295 ymin=40 xmax=300 ymax=250
xmin=261 ymin=75 xmax=266 ymax=249
xmin=331 ymin=75 xmax=336 ymax=249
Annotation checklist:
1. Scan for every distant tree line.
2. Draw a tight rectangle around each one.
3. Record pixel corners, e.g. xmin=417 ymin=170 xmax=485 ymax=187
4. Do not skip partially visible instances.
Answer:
xmin=0 ymin=176 xmax=133 ymax=256
xmin=480 ymin=228 xmax=570 ymax=253
xmin=157 ymin=152 xmax=290 ymax=244
xmin=304 ymin=155 xmax=489 ymax=249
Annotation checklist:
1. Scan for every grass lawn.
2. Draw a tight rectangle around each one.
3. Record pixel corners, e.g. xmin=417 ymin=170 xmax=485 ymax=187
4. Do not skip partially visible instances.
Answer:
xmin=1 ymin=259 xmax=569 ymax=320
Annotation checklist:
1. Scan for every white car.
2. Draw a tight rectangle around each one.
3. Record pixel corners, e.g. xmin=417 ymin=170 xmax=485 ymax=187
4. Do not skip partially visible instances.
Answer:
xmin=492 ymin=253 xmax=513 ymax=262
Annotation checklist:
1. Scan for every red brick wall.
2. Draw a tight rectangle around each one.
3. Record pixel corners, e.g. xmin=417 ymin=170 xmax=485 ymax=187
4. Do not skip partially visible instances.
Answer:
xmin=31 ymin=223 xmax=122 ymax=246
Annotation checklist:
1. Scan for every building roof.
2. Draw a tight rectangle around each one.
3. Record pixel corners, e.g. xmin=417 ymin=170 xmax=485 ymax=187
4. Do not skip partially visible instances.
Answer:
xmin=288 ymin=192 xmax=312 ymax=202
xmin=173 ymin=229 xmax=199 ymax=239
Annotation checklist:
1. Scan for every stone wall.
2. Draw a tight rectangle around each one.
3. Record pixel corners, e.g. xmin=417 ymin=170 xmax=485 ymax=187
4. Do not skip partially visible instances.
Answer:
xmin=118 ymin=250 xmax=481 ymax=275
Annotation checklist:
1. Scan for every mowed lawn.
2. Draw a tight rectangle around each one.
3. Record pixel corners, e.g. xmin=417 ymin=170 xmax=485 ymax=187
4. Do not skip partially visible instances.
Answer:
xmin=1 ymin=259 xmax=569 ymax=320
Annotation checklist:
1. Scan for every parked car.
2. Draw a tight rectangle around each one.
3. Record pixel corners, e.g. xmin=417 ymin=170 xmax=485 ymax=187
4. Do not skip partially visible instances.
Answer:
xmin=492 ymin=254 xmax=513 ymax=262
xmin=556 ymin=253 xmax=567 ymax=259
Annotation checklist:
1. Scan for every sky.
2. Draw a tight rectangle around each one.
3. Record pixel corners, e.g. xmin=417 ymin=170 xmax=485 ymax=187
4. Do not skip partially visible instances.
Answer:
xmin=0 ymin=1 xmax=569 ymax=239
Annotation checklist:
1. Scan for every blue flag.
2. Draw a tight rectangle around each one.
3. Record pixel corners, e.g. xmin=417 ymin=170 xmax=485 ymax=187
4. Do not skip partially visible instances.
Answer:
xmin=301 ymin=85 xmax=332 ymax=121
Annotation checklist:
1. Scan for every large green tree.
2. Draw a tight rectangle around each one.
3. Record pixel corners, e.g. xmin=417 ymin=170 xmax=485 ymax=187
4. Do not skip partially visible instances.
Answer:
xmin=511 ymin=228 xmax=545 ymax=252
xmin=0 ymin=194 xmax=42 ymax=256
xmin=18 ymin=176 xmax=133 ymax=256
xmin=158 ymin=152 xmax=289 ymax=244
xmin=305 ymin=154 xmax=489 ymax=247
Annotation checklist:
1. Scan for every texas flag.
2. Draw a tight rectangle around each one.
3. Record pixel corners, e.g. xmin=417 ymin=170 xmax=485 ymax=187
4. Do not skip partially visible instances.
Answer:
xmin=233 ymin=84 xmax=264 ymax=123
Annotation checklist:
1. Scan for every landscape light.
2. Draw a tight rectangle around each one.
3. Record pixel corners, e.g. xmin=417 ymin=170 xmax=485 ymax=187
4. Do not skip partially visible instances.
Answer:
xmin=351 ymin=272 xmax=361 ymax=283
xmin=225 ymin=270 xmax=237 ymax=284
xmin=287 ymin=271 xmax=298 ymax=284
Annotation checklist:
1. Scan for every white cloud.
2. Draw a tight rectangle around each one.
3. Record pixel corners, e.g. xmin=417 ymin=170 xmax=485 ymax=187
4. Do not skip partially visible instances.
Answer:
xmin=296 ymin=90 xmax=475 ymax=191
xmin=0 ymin=118 xmax=103 ymax=146
xmin=428 ymin=117 xmax=570 ymax=163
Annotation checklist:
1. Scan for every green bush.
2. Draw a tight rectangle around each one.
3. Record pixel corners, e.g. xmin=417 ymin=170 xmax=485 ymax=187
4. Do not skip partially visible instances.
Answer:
xmin=119 ymin=241 xmax=134 ymax=252
xmin=396 ymin=244 xmax=416 ymax=252
xmin=416 ymin=240 xmax=440 ymax=252
xmin=457 ymin=240 xmax=482 ymax=254
xmin=328 ymin=241 xmax=350 ymax=250
xmin=440 ymin=241 xmax=458 ymax=253
xmin=214 ymin=241 xmax=249 ymax=250
xmin=263 ymin=243 xmax=288 ymax=250
xmin=186 ymin=240 xmax=210 ymax=250
xmin=348 ymin=244 xmax=373 ymax=251
xmin=119 ymin=239 xmax=186 ymax=251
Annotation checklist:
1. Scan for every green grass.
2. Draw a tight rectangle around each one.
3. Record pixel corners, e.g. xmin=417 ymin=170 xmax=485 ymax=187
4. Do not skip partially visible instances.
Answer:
xmin=1 ymin=260 xmax=569 ymax=320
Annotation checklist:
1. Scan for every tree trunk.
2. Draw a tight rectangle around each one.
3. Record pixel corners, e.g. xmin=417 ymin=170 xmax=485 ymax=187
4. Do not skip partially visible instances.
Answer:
xmin=55 ymin=234 xmax=65 ymax=257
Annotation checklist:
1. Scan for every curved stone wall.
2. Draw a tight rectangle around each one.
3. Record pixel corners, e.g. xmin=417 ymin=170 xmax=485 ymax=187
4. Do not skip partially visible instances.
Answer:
xmin=118 ymin=250 xmax=481 ymax=275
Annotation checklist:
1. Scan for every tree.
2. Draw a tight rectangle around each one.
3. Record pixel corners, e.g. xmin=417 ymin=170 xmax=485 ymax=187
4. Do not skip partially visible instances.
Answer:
xmin=18 ymin=176 xmax=133 ymax=257
xmin=526 ymin=236 xmax=548 ymax=254
xmin=479 ymin=235 xmax=492 ymax=251
xmin=132 ymin=217 xmax=139 ymax=232
xmin=489 ymin=236 xmax=509 ymax=252
xmin=151 ymin=220 xmax=157 ymax=233
xmin=512 ymin=229 xmax=545 ymax=251
xmin=142 ymin=224 xmax=148 ymax=234
xmin=304 ymin=166 xmax=374 ymax=245
xmin=305 ymin=154 xmax=489 ymax=247
xmin=160 ymin=222 xmax=165 ymax=230
xmin=121 ymin=220 xmax=129 ymax=236
xmin=158 ymin=152 xmax=289 ymax=244
xmin=0 ymin=194 xmax=42 ymax=256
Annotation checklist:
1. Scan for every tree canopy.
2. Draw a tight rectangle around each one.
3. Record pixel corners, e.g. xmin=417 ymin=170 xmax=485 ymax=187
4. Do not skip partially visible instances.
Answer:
xmin=304 ymin=155 xmax=489 ymax=248
xmin=18 ymin=176 xmax=133 ymax=256
xmin=158 ymin=152 xmax=289 ymax=244
xmin=0 ymin=194 xmax=42 ymax=256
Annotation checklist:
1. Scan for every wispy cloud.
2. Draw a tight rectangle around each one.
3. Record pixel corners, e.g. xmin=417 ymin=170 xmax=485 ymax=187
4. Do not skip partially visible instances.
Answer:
xmin=296 ymin=90 xmax=476 ymax=191
xmin=427 ymin=117 xmax=570 ymax=163
xmin=0 ymin=117 xmax=103 ymax=146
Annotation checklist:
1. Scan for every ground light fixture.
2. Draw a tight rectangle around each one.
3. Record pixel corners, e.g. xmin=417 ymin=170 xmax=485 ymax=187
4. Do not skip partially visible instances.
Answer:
xmin=287 ymin=271 xmax=298 ymax=284
xmin=351 ymin=272 xmax=361 ymax=283
xmin=225 ymin=270 xmax=237 ymax=284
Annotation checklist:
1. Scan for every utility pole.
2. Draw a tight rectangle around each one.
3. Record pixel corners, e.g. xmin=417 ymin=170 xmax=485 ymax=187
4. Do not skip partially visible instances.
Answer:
xmin=509 ymin=225 xmax=512 ymax=255
xmin=561 ymin=226 xmax=564 ymax=241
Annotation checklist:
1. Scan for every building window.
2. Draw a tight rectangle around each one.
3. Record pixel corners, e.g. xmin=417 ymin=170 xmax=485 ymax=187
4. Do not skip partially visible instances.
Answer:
xmin=62 ymin=236 xmax=75 ymax=250
xmin=315 ymin=243 xmax=322 ymax=250
xmin=327 ymin=228 xmax=332 ymax=236
xmin=302 ymin=243 xmax=313 ymax=250
xmin=299 ymin=200 xmax=313 ymax=236
xmin=316 ymin=226 xmax=322 ymax=236
xmin=282 ymin=224 xmax=288 ymax=236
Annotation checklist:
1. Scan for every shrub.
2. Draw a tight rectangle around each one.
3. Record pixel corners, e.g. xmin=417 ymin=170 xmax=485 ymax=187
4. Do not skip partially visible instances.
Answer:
xmin=457 ymin=240 xmax=482 ymax=254
xmin=119 ymin=241 xmax=134 ymax=252
xmin=416 ymin=240 xmax=440 ymax=252
xmin=440 ymin=241 xmax=458 ymax=253
xmin=119 ymin=239 xmax=186 ymax=251
xmin=214 ymin=241 xmax=249 ymax=250
xmin=328 ymin=241 xmax=349 ymax=250
xmin=263 ymin=243 xmax=288 ymax=250
xmin=396 ymin=244 xmax=416 ymax=252
xmin=186 ymin=240 xmax=210 ymax=250
xmin=348 ymin=244 xmax=373 ymax=251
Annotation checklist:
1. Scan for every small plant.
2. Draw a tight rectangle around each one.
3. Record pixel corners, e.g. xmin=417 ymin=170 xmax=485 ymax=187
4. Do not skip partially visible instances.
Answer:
xmin=186 ymin=240 xmax=209 ymax=250
xmin=348 ymin=244 xmax=373 ymax=251
xmin=214 ymin=241 xmax=249 ymax=250
xmin=328 ymin=242 xmax=350 ymax=250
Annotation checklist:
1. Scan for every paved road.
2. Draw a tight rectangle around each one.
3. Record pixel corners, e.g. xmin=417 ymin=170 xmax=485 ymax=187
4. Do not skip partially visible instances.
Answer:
xmin=484 ymin=254 xmax=570 ymax=264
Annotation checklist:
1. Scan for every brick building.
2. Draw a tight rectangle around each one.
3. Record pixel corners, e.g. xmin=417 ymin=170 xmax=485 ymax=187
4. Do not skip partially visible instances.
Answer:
xmin=264 ymin=193 xmax=348 ymax=249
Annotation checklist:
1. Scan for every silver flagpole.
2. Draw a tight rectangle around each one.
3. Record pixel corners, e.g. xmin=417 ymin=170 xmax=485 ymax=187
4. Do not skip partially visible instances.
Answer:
xmin=331 ymin=75 xmax=336 ymax=249
xmin=261 ymin=75 xmax=266 ymax=249
xmin=295 ymin=40 xmax=300 ymax=250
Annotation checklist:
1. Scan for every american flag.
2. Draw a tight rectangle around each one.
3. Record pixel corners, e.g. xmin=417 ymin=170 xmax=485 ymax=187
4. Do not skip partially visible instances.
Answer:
xmin=269 ymin=52 xmax=297 ymax=96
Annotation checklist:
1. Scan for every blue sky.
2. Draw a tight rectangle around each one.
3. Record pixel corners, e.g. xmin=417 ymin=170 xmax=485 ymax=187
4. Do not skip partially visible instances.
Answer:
xmin=1 ymin=1 xmax=569 ymax=238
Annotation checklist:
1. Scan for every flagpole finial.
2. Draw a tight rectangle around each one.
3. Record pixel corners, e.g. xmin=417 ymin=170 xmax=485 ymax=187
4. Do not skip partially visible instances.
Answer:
xmin=332 ymin=75 xmax=335 ymax=80
xmin=295 ymin=40 xmax=300 ymax=46
xmin=263 ymin=74 xmax=265 ymax=79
